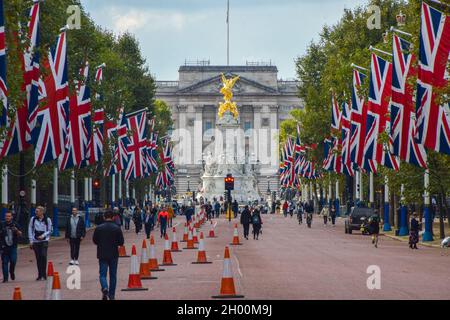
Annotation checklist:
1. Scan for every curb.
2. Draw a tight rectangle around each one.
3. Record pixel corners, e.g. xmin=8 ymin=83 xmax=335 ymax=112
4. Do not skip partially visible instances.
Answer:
xmin=382 ymin=233 xmax=441 ymax=248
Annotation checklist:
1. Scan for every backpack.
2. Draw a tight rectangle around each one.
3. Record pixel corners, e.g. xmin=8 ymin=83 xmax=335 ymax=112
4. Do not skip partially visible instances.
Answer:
xmin=31 ymin=216 xmax=50 ymax=239
xmin=252 ymin=214 xmax=260 ymax=225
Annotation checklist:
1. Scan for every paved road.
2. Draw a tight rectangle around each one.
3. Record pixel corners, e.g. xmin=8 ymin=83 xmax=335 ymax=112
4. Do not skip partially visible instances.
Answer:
xmin=0 ymin=213 xmax=449 ymax=300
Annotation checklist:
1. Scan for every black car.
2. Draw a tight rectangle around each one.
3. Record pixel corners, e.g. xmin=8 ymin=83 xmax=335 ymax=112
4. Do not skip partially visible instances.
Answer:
xmin=345 ymin=207 xmax=375 ymax=234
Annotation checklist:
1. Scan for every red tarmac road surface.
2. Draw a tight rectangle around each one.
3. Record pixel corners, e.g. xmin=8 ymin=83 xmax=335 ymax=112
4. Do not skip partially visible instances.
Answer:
xmin=0 ymin=214 xmax=449 ymax=300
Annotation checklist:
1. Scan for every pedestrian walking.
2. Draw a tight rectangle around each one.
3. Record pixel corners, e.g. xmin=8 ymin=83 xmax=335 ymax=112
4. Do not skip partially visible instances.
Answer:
xmin=144 ymin=209 xmax=153 ymax=239
xmin=132 ymin=207 xmax=143 ymax=235
xmin=232 ymin=200 xmax=239 ymax=219
xmin=289 ymin=201 xmax=295 ymax=218
xmin=369 ymin=214 xmax=380 ymax=248
xmin=28 ymin=206 xmax=52 ymax=281
xmin=185 ymin=204 xmax=194 ymax=223
xmin=251 ymin=209 xmax=263 ymax=240
xmin=214 ymin=200 xmax=220 ymax=218
xmin=93 ymin=210 xmax=124 ymax=300
xmin=282 ymin=201 xmax=288 ymax=217
xmin=113 ymin=208 xmax=122 ymax=227
xmin=409 ymin=213 xmax=420 ymax=250
xmin=0 ymin=211 xmax=22 ymax=282
xmin=168 ymin=205 xmax=174 ymax=228
xmin=158 ymin=205 xmax=169 ymax=238
xmin=240 ymin=205 xmax=252 ymax=240
xmin=321 ymin=206 xmax=329 ymax=226
xmin=123 ymin=207 xmax=132 ymax=231
xmin=330 ymin=204 xmax=337 ymax=226
xmin=65 ymin=207 xmax=86 ymax=266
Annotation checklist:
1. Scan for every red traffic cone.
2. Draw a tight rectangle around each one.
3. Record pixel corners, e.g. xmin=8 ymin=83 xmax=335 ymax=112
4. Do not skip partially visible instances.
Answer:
xmin=118 ymin=245 xmax=130 ymax=258
xmin=212 ymin=247 xmax=245 ymax=299
xmin=45 ymin=261 xmax=54 ymax=300
xmin=181 ymin=223 xmax=189 ymax=242
xmin=51 ymin=272 xmax=62 ymax=300
xmin=140 ymin=240 xmax=157 ymax=280
xmin=192 ymin=232 xmax=212 ymax=264
xmin=230 ymin=223 xmax=242 ymax=245
xmin=148 ymin=235 xmax=165 ymax=272
xmin=208 ymin=220 xmax=217 ymax=238
xmin=122 ymin=244 xmax=149 ymax=291
xmin=184 ymin=227 xmax=196 ymax=249
xmin=12 ymin=287 xmax=22 ymax=300
xmin=192 ymin=226 xmax=199 ymax=244
xmin=161 ymin=234 xmax=177 ymax=266
xmin=171 ymin=227 xmax=182 ymax=252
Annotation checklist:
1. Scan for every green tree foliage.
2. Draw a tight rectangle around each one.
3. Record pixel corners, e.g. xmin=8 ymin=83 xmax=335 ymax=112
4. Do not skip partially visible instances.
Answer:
xmin=1 ymin=1 xmax=170 ymax=206
xmin=282 ymin=0 xmax=449 ymax=230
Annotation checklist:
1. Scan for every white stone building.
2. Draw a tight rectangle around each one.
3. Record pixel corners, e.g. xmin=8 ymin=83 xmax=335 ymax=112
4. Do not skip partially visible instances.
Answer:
xmin=155 ymin=62 xmax=303 ymax=197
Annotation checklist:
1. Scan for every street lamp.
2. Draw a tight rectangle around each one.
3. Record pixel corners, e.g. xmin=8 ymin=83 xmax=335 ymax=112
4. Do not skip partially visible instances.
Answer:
xmin=266 ymin=176 xmax=271 ymax=194
xmin=186 ymin=175 xmax=191 ymax=192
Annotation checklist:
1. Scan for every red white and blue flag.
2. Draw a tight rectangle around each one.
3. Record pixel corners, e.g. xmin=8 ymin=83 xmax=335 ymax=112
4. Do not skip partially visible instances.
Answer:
xmin=146 ymin=131 xmax=159 ymax=174
xmin=415 ymin=2 xmax=450 ymax=155
xmin=341 ymin=102 xmax=354 ymax=176
xmin=58 ymin=62 xmax=91 ymax=170
xmin=0 ymin=1 xmax=40 ymax=158
xmin=124 ymin=110 xmax=147 ymax=180
xmin=32 ymin=29 xmax=69 ymax=167
xmin=390 ymin=34 xmax=427 ymax=168
xmin=350 ymin=69 xmax=368 ymax=168
xmin=0 ymin=0 xmax=7 ymax=130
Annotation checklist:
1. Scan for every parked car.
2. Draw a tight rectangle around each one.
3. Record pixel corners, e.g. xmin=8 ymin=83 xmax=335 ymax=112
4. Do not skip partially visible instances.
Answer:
xmin=345 ymin=207 xmax=375 ymax=234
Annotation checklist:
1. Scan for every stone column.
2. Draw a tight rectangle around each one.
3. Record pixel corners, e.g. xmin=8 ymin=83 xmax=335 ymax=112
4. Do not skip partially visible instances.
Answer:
xmin=193 ymin=105 xmax=203 ymax=167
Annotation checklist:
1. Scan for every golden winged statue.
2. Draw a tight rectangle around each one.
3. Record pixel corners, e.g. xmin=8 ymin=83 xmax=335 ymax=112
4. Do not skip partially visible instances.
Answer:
xmin=218 ymin=73 xmax=240 ymax=119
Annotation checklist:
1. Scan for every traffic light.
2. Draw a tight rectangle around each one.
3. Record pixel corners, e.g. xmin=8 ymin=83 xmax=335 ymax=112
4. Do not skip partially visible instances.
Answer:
xmin=93 ymin=179 xmax=101 ymax=189
xmin=224 ymin=174 xmax=234 ymax=191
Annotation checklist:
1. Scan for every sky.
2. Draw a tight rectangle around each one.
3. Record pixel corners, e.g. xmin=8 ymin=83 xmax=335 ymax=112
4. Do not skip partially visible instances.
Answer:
xmin=80 ymin=0 xmax=365 ymax=81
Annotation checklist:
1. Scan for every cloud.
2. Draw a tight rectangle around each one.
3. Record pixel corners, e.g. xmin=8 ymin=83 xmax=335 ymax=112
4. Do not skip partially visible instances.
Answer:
xmin=108 ymin=7 xmax=207 ymax=34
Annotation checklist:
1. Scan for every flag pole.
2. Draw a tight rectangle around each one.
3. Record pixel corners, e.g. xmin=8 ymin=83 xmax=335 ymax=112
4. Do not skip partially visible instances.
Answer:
xmin=227 ymin=0 xmax=230 ymax=66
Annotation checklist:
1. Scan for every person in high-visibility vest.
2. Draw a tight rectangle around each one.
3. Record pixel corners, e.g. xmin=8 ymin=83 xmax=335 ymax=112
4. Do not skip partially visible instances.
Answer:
xmin=158 ymin=206 xmax=169 ymax=238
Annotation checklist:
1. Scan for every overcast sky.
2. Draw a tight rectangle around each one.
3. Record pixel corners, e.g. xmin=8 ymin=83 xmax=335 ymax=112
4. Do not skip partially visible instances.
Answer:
xmin=80 ymin=0 xmax=364 ymax=81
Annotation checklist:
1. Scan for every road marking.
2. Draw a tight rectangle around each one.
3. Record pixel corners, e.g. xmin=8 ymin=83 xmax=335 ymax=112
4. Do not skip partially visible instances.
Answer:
xmin=234 ymin=255 xmax=243 ymax=278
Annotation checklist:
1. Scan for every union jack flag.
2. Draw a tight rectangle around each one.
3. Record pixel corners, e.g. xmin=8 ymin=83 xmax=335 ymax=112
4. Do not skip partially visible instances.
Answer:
xmin=341 ymin=102 xmax=354 ymax=176
xmin=0 ymin=0 xmax=7 ymax=129
xmin=156 ymin=137 xmax=175 ymax=188
xmin=58 ymin=62 xmax=91 ymax=171
xmin=32 ymin=29 xmax=69 ymax=167
xmin=350 ymin=69 xmax=368 ymax=168
xmin=415 ymin=2 xmax=450 ymax=155
xmin=145 ymin=131 xmax=159 ymax=174
xmin=350 ymin=69 xmax=377 ymax=173
xmin=364 ymin=53 xmax=392 ymax=164
xmin=390 ymin=34 xmax=427 ymax=168
xmin=0 ymin=1 xmax=40 ymax=158
xmin=331 ymin=95 xmax=341 ymax=131
xmin=323 ymin=138 xmax=334 ymax=171
xmin=84 ymin=64 xmax=105 ymax=168
xmin=124 ymin=110 xmax=147 ymax=180
xmin=104 ymin=108 xmax=130 ymax=176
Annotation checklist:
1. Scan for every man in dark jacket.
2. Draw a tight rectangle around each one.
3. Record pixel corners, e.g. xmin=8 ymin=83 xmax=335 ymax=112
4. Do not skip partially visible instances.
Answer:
xmin=93 ymin=210 xmax=124 ymax=300
xmin=240 ymin=206 xmax=252 ymax=240
xmin=232 ymin=200 xmax=239 ymax=219
xmin=0 ymin=212 xmax=22 ymax=282
xmin=65 ymin=207 xmax=86 ymax=266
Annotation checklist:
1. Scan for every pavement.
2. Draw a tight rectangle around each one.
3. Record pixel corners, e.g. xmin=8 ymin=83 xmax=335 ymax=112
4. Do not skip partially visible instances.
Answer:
xmin=0 ymin=214 xmax=449 ymax=300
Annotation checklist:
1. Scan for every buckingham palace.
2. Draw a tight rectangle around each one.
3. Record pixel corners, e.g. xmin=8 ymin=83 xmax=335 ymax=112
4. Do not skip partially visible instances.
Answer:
xmin=155 ymin=61 xmax=303 ymax=197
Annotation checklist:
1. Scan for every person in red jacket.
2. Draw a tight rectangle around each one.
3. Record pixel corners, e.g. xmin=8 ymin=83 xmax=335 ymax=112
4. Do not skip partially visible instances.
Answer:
xmin=282 ymin=201 xmax=289 ymax=217
xmin=157 ymin=206 xmax=169 ymax=238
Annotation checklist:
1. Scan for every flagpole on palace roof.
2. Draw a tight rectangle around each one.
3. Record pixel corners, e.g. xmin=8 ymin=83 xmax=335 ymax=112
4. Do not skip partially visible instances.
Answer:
xmin=227 ymin=0 xmax=230 ymax=66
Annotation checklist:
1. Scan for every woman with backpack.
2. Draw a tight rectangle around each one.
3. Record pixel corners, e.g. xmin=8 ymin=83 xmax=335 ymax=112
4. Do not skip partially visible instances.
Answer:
xmin=251 ymin=209 xmax=263 ymax=240
xmin=28 ymin=206 xmax=52 ymax=281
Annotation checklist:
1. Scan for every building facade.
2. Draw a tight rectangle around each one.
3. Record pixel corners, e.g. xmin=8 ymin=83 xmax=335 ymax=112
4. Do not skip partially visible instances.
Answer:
xmin=155 ymin=63 xmax=303 ymax=197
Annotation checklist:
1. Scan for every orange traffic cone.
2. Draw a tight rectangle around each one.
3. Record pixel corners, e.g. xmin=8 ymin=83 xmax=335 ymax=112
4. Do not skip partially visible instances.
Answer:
xmin=184 ymin=227 xmax=196 ymax=249
xmin=122 ymin=244 xmax=148 ymax=291
xmin=192 ymin=232 xmax=212 ymax=264
xmin=208 ymin=220 xmax=217 ymax=238
xmin=51 ymin=272 xmax=62 ymax=300
xmin=192 ymin=226 xmax=199 ymax=244
xmin=161 ymin=234 xmax=177 ymax=266
xmin=230 ymin=223 xmax=242 ymax=245
xmin=45 ymin=261 xmax=54 ymax=300
xmin=12 ymin=287 xmax=22 ymax=300
xmin=212 ymin=247 xmax=245 ymax=299
xmin=140 ymin=240 xmax=157 ymax=280
xmin=148 ymin=235 xmax=165 ymax=272
xmin=118 ymin=245 xmax=130 ymax=258
xmin=181 ymin=223 xmax=188 ymax=242
xmin=171 ymin=227 xmax=182 ymax=252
